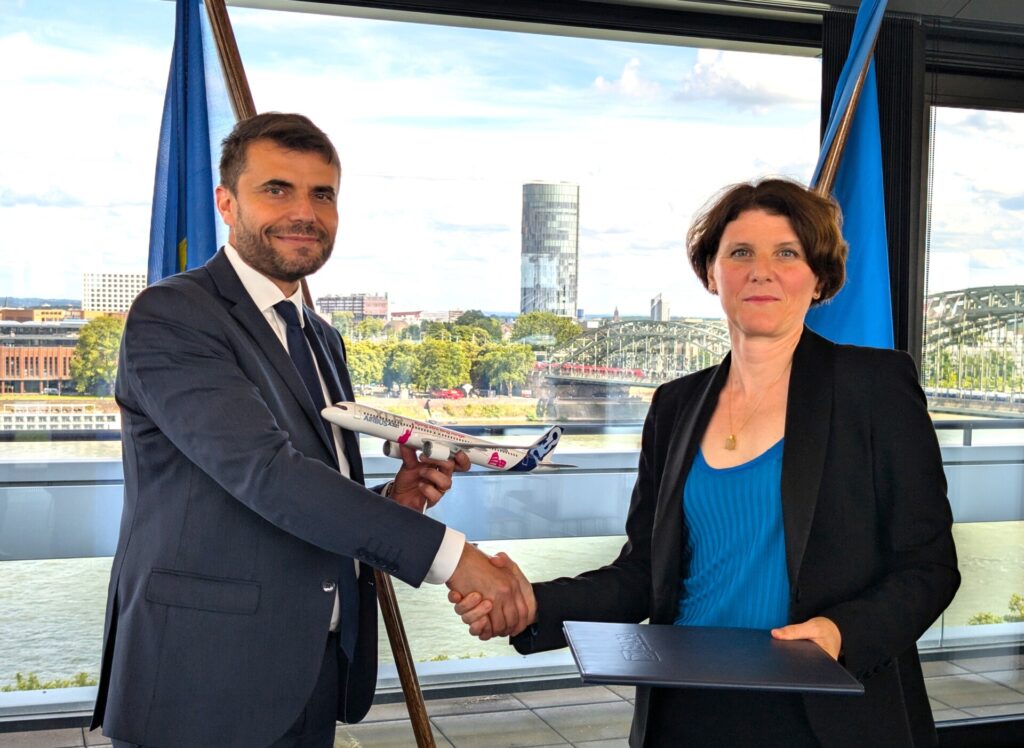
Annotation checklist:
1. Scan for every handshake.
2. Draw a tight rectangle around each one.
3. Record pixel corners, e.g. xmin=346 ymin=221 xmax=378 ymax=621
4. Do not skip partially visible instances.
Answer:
xmin=446 ymin=544 xmax=536 ymax=640
xmin=387 ymin=446 xmax=536 ymax=639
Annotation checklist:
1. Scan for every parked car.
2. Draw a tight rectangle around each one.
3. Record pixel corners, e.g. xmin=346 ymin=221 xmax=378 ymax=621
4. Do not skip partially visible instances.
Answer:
xmin=431 ymin=388 xmax=465 ymax=399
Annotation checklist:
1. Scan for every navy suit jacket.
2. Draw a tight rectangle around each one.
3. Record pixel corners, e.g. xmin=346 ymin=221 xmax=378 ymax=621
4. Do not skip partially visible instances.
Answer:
xmin=513 ymin=328 xmax=960 ymax=747
xmin=92 ymin=250 xmax=447 ymax=746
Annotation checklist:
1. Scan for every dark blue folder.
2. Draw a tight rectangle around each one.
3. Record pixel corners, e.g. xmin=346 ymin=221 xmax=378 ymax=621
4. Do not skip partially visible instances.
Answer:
xmin=563 ymin=621 xmax=864 ymax=695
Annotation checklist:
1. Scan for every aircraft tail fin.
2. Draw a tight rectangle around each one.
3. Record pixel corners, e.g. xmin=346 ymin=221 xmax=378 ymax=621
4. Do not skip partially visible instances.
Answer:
xmin=509 ymin=425 xmax=563 ymax=472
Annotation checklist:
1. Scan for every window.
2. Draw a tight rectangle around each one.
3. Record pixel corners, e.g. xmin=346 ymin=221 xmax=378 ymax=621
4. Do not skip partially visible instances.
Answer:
xmin=0 ymin=0 xmax=821 ymax=716
xmin=921 ymin=105 xmax=1024 ymax=719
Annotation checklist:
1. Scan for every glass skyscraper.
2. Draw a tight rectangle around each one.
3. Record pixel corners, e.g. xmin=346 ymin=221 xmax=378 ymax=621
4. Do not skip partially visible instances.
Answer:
xmin=520 ymin=182 xmax=579 ymax=317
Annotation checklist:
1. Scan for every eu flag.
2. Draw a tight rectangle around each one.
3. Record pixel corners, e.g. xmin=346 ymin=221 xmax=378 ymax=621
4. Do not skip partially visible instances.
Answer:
xmin=806 ymin=0 xmax=894 ymax=349
xmin=147 ymin=0 xmax=221 ymax=284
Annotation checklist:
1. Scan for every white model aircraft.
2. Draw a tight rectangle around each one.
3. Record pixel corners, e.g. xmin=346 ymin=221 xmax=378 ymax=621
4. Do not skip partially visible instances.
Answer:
xmin=321 ymin=402 xmax=567 ymax=472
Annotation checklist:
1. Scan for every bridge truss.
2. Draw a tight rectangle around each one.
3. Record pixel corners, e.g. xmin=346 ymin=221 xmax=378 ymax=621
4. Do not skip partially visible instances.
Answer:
xmin=537 ymin=285 xmax=1024 ymax=401
xmin=923 ymin=286 xmax=1024 ymax=395
xmin=544 ymin=319 xmax=730 ymax=386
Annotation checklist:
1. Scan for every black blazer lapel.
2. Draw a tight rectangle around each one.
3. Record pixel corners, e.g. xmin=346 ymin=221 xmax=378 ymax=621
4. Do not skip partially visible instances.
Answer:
xmin=780 ymin=328 xmax=835 ymax=591
xmin=203 ymin=250 xmax=338 ymax=463
xmin=650 ymin=356 xmax=731 ymax=622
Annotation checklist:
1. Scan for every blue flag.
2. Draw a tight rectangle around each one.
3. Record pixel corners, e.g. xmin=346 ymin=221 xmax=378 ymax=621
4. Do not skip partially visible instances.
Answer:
xmin=806 ymin=0 xmax=893 ymax=348
xmin=148 ymin=0 xmax=224 ymax=284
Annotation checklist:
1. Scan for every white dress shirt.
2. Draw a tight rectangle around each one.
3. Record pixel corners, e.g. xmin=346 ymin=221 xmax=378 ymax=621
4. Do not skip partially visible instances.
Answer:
xmin=224 ymin=246 xmax=465 ymax=627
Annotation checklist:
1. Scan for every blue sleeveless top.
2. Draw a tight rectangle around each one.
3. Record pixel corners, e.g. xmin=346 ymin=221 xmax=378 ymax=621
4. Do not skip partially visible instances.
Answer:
xmin=674 ymin=439 xmax=790 ymax=629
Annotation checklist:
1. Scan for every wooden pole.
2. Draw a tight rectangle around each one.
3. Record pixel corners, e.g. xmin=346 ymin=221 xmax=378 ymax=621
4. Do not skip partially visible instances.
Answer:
xmin=376 ymin=570 xmax=436 ymax=746
xmin=201 ymin=2 xmax=435 ymax=745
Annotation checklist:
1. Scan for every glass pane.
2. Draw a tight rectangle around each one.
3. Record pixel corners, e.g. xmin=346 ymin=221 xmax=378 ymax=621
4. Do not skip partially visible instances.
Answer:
xmin=0 ymin=0 xmax=820 ymax=709
xmin=923 ymin=106 xmax=1024 ymax=720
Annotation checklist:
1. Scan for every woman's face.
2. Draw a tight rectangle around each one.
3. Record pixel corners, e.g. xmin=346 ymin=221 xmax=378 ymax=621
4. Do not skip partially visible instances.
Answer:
xmin=708 ymin=209 xmax=821 ymax=342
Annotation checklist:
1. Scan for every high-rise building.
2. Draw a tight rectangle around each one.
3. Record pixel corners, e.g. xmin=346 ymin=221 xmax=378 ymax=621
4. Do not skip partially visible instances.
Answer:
xmin=651 ymin=293 xmax=670 ymax=322
xmin=316 ymin=293 xmax=389 ymax=321
xmin=83 ymin=272 xmax=146 ymax=312
xmin=520 ymin=182 xmax=579 ymax=317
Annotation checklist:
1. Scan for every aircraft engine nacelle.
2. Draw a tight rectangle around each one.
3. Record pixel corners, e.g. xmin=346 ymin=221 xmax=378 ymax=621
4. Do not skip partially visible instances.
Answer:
xmin=382 ymin=441 xmax=405 ymax=459
xmin=421 ymin=440 xmax=451 ymax=461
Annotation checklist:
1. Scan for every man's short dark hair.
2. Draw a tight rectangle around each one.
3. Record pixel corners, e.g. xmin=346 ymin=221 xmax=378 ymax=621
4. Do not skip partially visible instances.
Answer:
xmin=219 ymin=112 xmax=339 ymax=193
xmin=686 ymin=178 xmax=849 ymax=305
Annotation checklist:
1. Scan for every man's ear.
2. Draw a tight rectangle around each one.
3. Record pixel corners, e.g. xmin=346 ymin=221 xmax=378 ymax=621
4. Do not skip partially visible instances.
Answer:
xmin=215 ymin=185 xmax=236 ymax=228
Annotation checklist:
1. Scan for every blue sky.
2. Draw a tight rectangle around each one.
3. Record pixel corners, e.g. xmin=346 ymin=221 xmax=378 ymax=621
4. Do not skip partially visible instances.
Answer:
xmin=9 ymin=1 xmax=1013 ymax=316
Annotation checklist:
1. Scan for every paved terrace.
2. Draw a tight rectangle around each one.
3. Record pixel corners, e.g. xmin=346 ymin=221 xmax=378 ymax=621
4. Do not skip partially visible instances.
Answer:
xmin=2 ymin=650 xmax=1023 ymax=747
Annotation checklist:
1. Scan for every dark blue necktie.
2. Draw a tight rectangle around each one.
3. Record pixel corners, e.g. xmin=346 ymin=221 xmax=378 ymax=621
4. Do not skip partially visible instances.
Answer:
xmin=273 ymin=300 xmax=359 ymax=660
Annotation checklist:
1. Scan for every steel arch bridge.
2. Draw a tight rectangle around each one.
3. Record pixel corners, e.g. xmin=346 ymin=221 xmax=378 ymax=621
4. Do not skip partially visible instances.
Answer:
xmin=542 ymin=319 xmax=730 ymax=387
xmin=923 ymin=286 xmax=1024 ymax=406
xmin=924 ymin=286 xmax=1024 ymax=350
xmin=535 ymin=285 xmax=1024 ymax=399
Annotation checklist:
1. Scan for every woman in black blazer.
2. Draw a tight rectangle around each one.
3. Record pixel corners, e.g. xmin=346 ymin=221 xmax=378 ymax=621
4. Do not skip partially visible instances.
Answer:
xmin=453 ymin=178 xmax=960 ymax=747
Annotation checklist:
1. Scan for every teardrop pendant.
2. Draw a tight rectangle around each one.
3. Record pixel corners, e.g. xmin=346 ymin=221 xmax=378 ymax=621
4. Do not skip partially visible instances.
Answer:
xmin=724 ymin=434 xmax=737 ymax=450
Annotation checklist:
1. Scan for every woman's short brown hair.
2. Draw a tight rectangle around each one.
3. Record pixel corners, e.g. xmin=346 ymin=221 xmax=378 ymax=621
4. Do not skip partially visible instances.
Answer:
xmin=686 ymin=178 xmax=848 ymax=305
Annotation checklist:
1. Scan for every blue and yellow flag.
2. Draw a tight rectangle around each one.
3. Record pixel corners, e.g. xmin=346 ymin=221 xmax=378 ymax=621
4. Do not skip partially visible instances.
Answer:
xmin=806 ymin=0 xmax=893 ymax=348
xmin=147 ymin=0 xmax=224 ymax=284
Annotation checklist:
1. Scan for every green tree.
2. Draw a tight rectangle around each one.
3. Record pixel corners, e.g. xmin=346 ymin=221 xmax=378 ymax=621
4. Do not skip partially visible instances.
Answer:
xmin=70 ymin=316 xmax=124 ymax=395
xmin=346 ymin=340 xmax=385 ymax=386
xmin=421 ymin=320 xmax=451 ymax=340
xmin=477 ymin=344 xmax=534 ymax=395
xmin=331 ymin=311 xmax=355 ymax=339
xmin=450 ymin=324 xmax=493 ymax=347
xmin=354 ymin=317 xmax=385 ymax=341
xmin=383 ymin=342 xmax=418 ymax=390
xmin=414 ymin=339 xmax=469 ymax=390
xmin=399 ymin=323 xmax=422 ymax=342
xmin=511 ymin=311 xmax=581 ymax=348
xmin=454 ymin=310 xmax=502 ymax=341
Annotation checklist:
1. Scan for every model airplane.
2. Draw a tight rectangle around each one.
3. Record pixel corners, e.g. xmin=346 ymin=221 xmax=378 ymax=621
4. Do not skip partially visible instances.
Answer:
xmin=321 ymin=402 xmax=567 ymax=472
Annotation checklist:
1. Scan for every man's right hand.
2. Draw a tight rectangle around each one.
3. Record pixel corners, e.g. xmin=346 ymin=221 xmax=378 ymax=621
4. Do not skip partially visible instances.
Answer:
xmin=447 ymin=544 xmax=530 ymax=637
xmin=448 ymin=552 xmax=536 ymax=640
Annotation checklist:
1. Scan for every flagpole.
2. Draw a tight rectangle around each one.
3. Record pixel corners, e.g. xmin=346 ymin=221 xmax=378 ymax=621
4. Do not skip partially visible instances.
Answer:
xmin=201 ymin=2 xmax=436 ymax=744
xmin=202 ymin=0 xmax=255 ymax=120
xmin=811 ymin=38 xmax=876 ymax=197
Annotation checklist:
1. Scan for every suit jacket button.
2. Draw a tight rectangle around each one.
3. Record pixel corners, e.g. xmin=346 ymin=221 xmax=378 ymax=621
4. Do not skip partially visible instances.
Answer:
xmin=322 ymin=580 xmax=336 ymax=593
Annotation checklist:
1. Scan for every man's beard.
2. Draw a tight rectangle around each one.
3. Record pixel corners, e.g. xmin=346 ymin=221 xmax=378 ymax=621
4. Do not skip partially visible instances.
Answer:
xmin=233 ymin=215 xmax=334 ymax=283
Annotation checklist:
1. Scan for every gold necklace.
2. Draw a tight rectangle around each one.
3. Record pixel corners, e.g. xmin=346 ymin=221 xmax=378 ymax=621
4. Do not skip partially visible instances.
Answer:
xmin=725 ymin=362 xmax=792 ymax=450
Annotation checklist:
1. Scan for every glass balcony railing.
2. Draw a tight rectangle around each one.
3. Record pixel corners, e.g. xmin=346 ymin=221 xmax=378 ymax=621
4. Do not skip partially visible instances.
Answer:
xmin=2 ymin=423 xmax=1023 ymax=726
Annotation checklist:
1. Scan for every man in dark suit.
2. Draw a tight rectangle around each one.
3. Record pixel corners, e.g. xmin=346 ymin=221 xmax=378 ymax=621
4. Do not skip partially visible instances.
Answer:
xmin=92 ymin=112 xmax=529 ymax=747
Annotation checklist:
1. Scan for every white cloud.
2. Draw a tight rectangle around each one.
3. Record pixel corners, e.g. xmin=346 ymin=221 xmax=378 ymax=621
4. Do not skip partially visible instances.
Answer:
xmin=674 ymin=48 xmax=819 ymax=112
xmin=926 ymin=108 xmax=1024 ymax=295
xmin=594 ymin=58 xmax=661 ymax=99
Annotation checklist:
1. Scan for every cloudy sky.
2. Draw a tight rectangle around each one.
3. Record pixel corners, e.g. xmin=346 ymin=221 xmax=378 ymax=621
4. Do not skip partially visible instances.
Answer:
xmin=2 ymin=1 xmax=1019 ymax=316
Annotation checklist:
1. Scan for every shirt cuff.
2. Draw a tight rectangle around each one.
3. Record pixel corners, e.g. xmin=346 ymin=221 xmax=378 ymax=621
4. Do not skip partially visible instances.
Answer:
xmin=423 ymin=526 xmax=466 ymax=585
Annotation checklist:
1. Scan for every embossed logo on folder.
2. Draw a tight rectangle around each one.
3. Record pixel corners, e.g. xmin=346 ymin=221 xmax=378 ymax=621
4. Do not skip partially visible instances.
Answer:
xmin=616 ymin=632 xmax=660 ymax=662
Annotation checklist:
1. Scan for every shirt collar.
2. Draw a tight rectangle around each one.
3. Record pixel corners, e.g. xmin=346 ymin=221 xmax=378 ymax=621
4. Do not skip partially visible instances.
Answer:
xmin=224 ymin=243 xmax=305 ymax=324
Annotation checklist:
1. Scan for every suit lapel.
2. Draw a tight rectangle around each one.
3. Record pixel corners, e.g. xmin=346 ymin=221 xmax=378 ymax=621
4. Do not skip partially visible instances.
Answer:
xmin=650 ymin=356 xmax=730 ymax=620
xmin=780 ymin=328 xmax=834 ymax=589
xmin=204 ymin=250 xmax=338 ymax=464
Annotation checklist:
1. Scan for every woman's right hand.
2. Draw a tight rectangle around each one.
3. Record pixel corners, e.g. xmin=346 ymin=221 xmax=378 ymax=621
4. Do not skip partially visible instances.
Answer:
xmin=449 ymin=552 xmax=536 ymax=640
